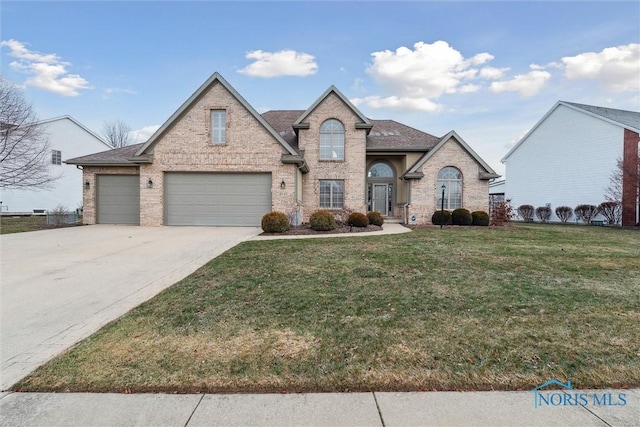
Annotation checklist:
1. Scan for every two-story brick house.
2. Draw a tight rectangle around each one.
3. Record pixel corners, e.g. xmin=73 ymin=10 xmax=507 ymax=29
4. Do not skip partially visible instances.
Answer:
xmin=67 ymin=72 xmax=498 ymax=226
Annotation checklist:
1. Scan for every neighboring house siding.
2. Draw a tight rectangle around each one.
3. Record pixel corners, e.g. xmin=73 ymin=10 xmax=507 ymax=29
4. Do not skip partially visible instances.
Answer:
xmin=297 ymin=92 xmax=368 ymax=220
xmin=504 ymin=105 xmax=623 ymax=221
xmin=0 ymin=117 xmax=110 ymax=213
xmin=81 ymin=167 xmax=140 ymax=225
xmin=409 ymin=138 xmax=489 ymax=224
xmin=138 ymin=81 xmax=297 ymax=226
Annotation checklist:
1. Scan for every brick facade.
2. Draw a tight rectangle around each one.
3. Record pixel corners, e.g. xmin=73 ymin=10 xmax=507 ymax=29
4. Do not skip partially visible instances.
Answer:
xmin=622 ymin=128 xmax=639 ymax=227
xmin=297 ymin=92 xmax=368 ymax=221
xmin=79 ymin=74 xmax=494 ymax=227
xmin=407 ymin=138 xmax=490 ymax=224
xmin=81 ymin=166 xmax=139 ymax=225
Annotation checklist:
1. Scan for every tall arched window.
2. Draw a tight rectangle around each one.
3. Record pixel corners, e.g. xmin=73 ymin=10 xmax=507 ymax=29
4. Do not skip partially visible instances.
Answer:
xmin=437 ymin=166 xmax=462 ymax=210
xmin=320 ymin=119 xmax=344 ymax=160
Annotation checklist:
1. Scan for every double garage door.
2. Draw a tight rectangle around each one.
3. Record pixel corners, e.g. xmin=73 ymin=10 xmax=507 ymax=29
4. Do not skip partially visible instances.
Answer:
xmin=164 ymin=173 xmax=272 ymax=226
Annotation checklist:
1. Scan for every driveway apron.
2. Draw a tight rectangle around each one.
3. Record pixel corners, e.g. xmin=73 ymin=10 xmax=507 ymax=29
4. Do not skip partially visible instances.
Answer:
xmin=0 ymin=225 xmax=260 ymax=390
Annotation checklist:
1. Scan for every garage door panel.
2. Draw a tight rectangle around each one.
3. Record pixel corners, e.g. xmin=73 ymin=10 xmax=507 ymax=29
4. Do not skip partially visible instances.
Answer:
xmin=96 ymin=175 xmax=140 ymax=225
xmin=165 ymin=173 xmax=271 ymax=226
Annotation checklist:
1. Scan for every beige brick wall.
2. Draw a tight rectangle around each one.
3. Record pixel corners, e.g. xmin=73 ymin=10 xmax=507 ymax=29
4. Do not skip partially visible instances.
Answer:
xmin=81 ymin=166 xmax=140 ymax=224
xmin=139 ymin=81 xmax=298 ymax=226
xmin=297 ymin=92 xmax=368 ymax=221
xmin=407 ymin=138 xmax=490 ymax=224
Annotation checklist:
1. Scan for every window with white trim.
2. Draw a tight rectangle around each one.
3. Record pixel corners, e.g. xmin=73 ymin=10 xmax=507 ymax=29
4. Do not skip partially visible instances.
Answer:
xmin=437 ymin=166 xmax=462 ymax=210
xmin=52 ymin=150 xmax=62 ymax=165
xmin=319 ymin=119 xmax=344 ymax=160
xmin=211 ymin=110 xmax=226 ymax=144
xmin=319 ymin=180 xmax=344 ymax=209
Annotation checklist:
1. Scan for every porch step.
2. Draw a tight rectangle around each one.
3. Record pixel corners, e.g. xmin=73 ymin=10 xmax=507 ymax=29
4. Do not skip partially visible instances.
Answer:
xmin=384 ymin=218 xmax=403 ymax=224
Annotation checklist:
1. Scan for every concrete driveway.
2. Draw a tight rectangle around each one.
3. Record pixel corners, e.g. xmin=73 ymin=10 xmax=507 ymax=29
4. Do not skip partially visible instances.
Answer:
xmin=0 ymin=225 xmax=260 ymax=390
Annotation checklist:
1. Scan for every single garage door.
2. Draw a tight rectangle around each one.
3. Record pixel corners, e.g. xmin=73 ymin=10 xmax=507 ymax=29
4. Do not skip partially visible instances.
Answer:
xmin=96 ymin=175 xmax=140 ymax=225
xmin=165 ymin=173 xmax=271 ymax=226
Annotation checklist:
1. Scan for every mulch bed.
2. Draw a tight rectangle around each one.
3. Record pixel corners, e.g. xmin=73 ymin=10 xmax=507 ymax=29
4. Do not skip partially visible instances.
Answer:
xmin=261 ymin=223 xmax=383 ymax=236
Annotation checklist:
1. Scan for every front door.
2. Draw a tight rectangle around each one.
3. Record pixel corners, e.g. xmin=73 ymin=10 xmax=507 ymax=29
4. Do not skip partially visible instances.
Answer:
xmin=372 ymin=183 xmax=389 ymax=216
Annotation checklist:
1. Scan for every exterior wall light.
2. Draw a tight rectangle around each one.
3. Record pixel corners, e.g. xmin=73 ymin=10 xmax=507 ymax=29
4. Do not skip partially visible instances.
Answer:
xmin=147 ymin=178 xmax=153 ymax=189
xmin=280 ymin=180 xmax=286 ymax=189
xmin=84 ymin=181 xmax=90 ymax=190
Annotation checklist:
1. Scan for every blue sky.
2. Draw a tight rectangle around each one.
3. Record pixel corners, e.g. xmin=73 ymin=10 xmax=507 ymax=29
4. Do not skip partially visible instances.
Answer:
xmin=2 ymin=1 xmax=639 ymax=176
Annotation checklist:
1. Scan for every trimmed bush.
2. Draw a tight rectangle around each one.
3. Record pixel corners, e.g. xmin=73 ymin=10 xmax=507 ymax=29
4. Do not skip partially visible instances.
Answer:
xmin=517 ymin=204 xmax=535 ymax=222
xmin=309 ymin=209 xmax=336 ymax=231
xmin=555 ymin=206 xmax=573 ymax=223
xmin=471 ymin=210 xmax=490 ymax=226
xmin=491 ymin=200 xmax=514 ymax=226
xmin=367 ymin=211 xmax=384 ymax=226
xmin=575 ymin=204 xmax=598 ymax=224
xmin=431 ymin=210 xmax=452 ymax=225
xmin=452 ymin=208 xmax=473 ymax=225
xmin=597 ymin=201 xmax=622 ymax=225
xmin=535 ymin=206 xmax=552 ymax=223
xmin=348 ymin=212 xmax=369 ymax=228
xmin=261 ymin=211 xmax=290 ymax=233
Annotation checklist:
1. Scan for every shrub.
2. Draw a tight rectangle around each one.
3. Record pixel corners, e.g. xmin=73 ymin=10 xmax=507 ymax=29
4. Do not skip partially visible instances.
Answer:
xmin=535 ymin=206 xmax=552 ymax=223
xmin=471 ymin=210 xmax=490 ymax=226
xmin=575 ymin=204 xmax=598 ymax=224
xmin=452 ymin=208 xmax=473 ymax=226
xmin=491 ymin=200 xmax=514 ymax=226
xmin=517 ymin=204 xmax=535 ymax=222
xmin=348 ymin=212 xmax=369 ymax=227
xmin=597 ymin=201 xmax=622 ymax=225
xmin=47 ymin=205 xmax=73 ymax=226
xmin=431 ymin=210 xmax=452 ymax=225
xmin=332 ymin=207 xmax=354 ymax=226
xmin=367 ymin=211 xmax=384 ymax=226
xmin=309 ymin=209 xmax=336 ymax=231
xmin=261 ymin=211 xmax=289 ymax=233
xmin=555 ymin=206 xmax=573 ymax=223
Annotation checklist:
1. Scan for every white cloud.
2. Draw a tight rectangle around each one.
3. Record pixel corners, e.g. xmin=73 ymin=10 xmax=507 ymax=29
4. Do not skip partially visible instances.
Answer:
xmin=0 ymin=39 xmax=91 ymax=96
xmin=489 ymin=69 xmax=551 ymax=97
xmin=238 ymin=49 xmax=318 ymax=77
xmin=351 ymin=95 xmax=441 ymax=112
xmin=367 ymin=40 xmax=495 ymax=98
xmin=104 ymin=87 xmax=137 ymax=95
xmin=480 ymin=66 xmax=509 ymax=79
xmin=131 ymin=125 xmax=161 ymax=143
xmin=561 ymin=43 xmax=639 ymax=92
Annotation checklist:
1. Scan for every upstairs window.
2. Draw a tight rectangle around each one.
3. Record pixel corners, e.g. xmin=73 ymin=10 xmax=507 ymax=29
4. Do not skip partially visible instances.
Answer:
xmin=52 ymin=150 xmax=62 ymax=165
xmin=319 ymin=119 xmax=344 ymax=160
xmin=211 ymin=110 xmax=226 ymax=144
xmin=437 ymin=166 xmax=462 ymax=210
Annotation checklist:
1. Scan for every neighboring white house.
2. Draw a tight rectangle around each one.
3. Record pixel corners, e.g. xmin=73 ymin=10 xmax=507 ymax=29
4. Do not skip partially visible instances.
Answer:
xmin=0 ymin=116 xmax=112 ymax=214
xmin=501 ymin=101 xmax=639 ymax=226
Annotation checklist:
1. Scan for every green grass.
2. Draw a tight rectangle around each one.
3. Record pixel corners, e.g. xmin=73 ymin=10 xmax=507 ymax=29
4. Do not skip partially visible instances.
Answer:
xmin=0 ymin=216 xmax=47 ymax=234
xmin=14 ymin=224 xmax=640 ymax=393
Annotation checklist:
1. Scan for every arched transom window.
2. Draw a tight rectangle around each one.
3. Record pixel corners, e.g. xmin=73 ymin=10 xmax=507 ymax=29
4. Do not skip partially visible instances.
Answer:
xmin=320 ymin=119 xmax=345 ymax=160
xmin=368 ymin=162 xmax=394 ymax=178
xmin=437 ymin=166 xmax=462 ymax=210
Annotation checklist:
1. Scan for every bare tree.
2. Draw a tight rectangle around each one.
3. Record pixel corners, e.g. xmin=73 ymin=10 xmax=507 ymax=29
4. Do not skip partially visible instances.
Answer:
xmin=102 ymin=120 xmax=133 ymax=148
xmin=555 ymin=206 xmax=573 ymax=223
xmin=597 ymin=201 xmax=622 ymax=225
xmin=0 ymin=78 xmax=57 ymax=189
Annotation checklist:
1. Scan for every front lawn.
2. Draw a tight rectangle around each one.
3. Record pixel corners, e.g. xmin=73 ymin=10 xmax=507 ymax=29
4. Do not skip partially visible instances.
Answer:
xmin=15 ymin=224 xmax=640 ymax=393
xmin=0 ymin=216 xmax=47 ymax=234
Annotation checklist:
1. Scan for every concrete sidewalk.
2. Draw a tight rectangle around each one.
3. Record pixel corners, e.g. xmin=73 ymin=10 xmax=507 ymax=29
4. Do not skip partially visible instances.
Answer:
xmin=1 ymin=389 xmax=638 ymax=426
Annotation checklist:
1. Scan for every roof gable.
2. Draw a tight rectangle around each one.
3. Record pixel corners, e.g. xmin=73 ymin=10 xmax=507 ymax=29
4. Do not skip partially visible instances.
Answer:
xmin=293 ymin=85 xmax=372 ymax=131
xmin=502 ymin=101 xmax=640 ymax=162
xmin=37 ymin=115 xmax=111 ymax=149
xmin=134 ymin=72 xmax=298 ymax=157
xmin=407 ymin=130 xmax=499 ymax=180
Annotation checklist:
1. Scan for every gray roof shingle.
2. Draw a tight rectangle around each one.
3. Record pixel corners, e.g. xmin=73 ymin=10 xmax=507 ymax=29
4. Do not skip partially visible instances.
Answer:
xmin=65 ymin=143 xmax=145 ymax=165
xmin=564 ymin=102 xmax=640 ymax=131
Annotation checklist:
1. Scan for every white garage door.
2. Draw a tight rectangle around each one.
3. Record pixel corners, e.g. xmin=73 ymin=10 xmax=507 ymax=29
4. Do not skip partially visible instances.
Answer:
xmin=96 ymin=175 xmax=140 ymax=225
xmin=164 ymin=173 xmax=272 ymax=226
